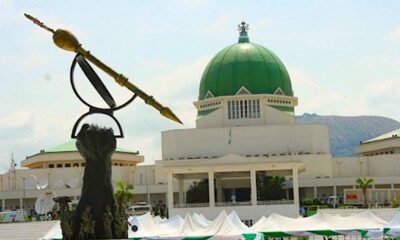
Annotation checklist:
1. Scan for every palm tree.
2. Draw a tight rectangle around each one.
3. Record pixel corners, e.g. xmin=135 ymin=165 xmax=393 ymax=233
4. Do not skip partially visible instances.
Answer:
xmin=356 ymin=177 xmax=374 ymax=208
xmin=114 ymin=180 xmax=134 ymax=207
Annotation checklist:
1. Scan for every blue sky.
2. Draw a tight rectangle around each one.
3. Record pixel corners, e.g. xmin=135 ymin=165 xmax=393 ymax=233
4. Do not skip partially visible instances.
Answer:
xmin=1 ymin=0 xmax=400 ymax=171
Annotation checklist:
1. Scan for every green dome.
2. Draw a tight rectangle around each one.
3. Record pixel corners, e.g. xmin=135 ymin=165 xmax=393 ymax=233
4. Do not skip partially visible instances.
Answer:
xmin=198 ymin=29 xmax=293 ymax=101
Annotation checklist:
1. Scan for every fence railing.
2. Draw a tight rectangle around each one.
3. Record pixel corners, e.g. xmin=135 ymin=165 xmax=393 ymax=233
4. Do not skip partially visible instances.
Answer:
xmin=257 ymin=200 xmax=294 ymax=205
xmin=173 ymin=200 xmax=294 ymax=208
xmin=174 ymin=203 xmax=209 ymax=208
xmin=215 ymin=201 xmax=252 ymax=207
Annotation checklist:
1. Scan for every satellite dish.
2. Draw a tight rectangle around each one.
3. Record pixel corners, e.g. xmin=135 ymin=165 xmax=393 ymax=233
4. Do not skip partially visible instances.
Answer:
xmin=65 ymin=178 xmax=79 ymax=188
xmin=52 ymin=179 xmax=65 ymax=189
xmin=29 ymin=175 xmax=48 ymax=190
xmin=35 ymin=191 xmax=57 ymax=214
xmin=25 ymin=175 xmax=37 ymax=190
xmin=37 ymin=179 xmax=49 ymax=190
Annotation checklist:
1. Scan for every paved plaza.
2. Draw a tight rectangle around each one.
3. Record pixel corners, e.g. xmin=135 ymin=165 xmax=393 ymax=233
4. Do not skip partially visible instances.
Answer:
xmin=0 ymin=221 xmax=58 ymax=240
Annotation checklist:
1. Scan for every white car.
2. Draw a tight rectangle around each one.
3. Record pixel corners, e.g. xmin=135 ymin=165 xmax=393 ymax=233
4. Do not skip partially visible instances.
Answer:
xmin=127 ymin=202 xmax=152 ymax=216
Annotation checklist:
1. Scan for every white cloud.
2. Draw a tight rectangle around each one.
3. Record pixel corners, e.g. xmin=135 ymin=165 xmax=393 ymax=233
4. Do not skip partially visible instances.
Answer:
xmin=390 ymin=26 xmax=400 ymax=42
xmin=288 ymin=67 xmax=359 ymax=116
xmin=252 ymin=18 xmax=272 ymax=32
xmin=289 ymin=66 xmax=400 ymax=120
xmin=0 ymin=50 xmax=51 ymax=69
xmin=149 ymin=55 xmax=210 ymax=98
xmin=0 ymin=109 xmax=73 ymax=158
xmin=289 ymin=67 xmax=318 ymax=88
xmin=205 ymin=11 xmax=235 ymax=33
xmin=180 ymin=0 xmax=208 ymax=7
xmin=362 ymin=77 xmax=400 ymax=117
xmin=0 ymin=0 xmax=12 ymax=12
xmin=0 ymin=110 xmax=32 ymax=129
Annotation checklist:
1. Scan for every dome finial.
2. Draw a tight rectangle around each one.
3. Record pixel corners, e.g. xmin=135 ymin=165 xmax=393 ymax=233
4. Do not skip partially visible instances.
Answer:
xmin=237 ymin=21 xmax=249 ymax=43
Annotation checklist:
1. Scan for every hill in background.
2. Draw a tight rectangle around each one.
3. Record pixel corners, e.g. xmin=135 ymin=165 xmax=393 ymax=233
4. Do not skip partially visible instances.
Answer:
xmin=296 ymin=113 xmax=400 ymax=157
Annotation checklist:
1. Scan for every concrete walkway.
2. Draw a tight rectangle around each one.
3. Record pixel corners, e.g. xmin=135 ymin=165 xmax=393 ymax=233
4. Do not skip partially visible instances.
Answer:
xmin=0 ymin=221 xmax=59 ymax=240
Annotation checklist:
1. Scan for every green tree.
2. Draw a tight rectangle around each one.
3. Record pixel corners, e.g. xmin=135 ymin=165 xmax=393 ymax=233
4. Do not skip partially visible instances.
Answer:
xmin=257 ymin=174 xmax=286 ymax=200
xmin=186 ymin=179 xmax=209 ymax=203
xmin=356 ymin=177 xmax=374 ymax=208
xmin=114 ymin=180 xmax=134 ymax=207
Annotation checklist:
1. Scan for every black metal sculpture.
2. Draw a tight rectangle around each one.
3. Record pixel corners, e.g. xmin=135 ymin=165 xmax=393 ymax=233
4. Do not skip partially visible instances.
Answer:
xmin=24 ymin=14 xmax=183 ymax=239
xmin=70 ymin=54 xmax=137 ymax=138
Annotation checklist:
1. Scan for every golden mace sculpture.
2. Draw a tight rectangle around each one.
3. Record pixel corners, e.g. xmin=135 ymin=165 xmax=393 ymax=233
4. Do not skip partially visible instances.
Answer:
xmin=24 ymin=13 xmax=182 ymax=124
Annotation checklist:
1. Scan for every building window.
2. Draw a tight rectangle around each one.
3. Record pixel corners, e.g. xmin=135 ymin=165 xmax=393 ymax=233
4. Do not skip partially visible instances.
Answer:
xmin=228 ymin=99 xmax=260 ymax=120
xmin=65 ymin=163 xmax=71 ymax=168
xmin=56 ymin=164 xmax=62 ymax=168
xmin=228 ymin=101 xmax=231 ymax=119
xmin=244 ymin=100 xmax=248 ymax=118
xmin=231 ymin=101 xmax=235 ymax=119
xmin=256 ymin=100 xmax=260 ymax=117
xmin=236 ymin=100 xmax=240 ymax=118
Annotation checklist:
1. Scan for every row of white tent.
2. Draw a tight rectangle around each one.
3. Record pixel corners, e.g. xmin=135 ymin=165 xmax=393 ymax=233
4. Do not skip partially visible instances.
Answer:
xmin=41 ymin=210 xmax=400 ymax=240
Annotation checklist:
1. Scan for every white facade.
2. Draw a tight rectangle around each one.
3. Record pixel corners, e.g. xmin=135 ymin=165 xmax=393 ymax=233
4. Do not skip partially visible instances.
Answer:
xmin=194 ymin=94 xmax=298 ymax=128
xmin=162 ymin=124 xmax=330 ymax=161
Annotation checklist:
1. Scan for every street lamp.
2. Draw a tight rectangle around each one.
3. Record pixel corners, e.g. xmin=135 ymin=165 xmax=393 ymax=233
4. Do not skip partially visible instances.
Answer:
xmin=358 ymin=159 xmax=363 ymax=176
xmin=145 ymin=167 xmax=150 ymax=205
xmin=22 ymin=176 xmax=26 ymax=211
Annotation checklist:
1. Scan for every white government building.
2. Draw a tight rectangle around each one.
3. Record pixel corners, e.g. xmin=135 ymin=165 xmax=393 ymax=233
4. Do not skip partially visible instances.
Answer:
xmin=1 ymin=24 xmax=400 ymax=223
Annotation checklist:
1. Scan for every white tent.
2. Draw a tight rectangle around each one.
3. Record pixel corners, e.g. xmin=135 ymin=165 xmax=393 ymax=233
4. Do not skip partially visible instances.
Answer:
xmin=40 ymin=210 xmax=388 ymax=239
xmin=382 ymin=210 xmax=400 ymax=237
xmin=128 ymin=212 xmax=160 ymax=238
xmin=250 ymin=211 xmax=387 ymax=238
xmin=192 ymin=212 xmax=211 ymax=227
xmin=128 ymin=211 xmax=263 ymax=240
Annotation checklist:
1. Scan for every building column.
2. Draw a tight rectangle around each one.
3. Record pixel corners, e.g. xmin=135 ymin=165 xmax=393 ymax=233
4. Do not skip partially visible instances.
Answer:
xmin=1 ymin=199 xmax=5 ymax=211
xmin=167 ymin=172 xmax=173 ymax=215
xmin=333 ymin=186 xmax=337 ymax=196
xmin=178 ymin=177 xmax=184 ymax=205
xmin=215 ymin=178 xmax=223 ymax=202
xmin=313 ymin=187 xmax=318 ymax=198
xmin=19 ymin=198 xmax=23 ymax=210
xmin=208 ymin=171 xmax=215 ymax=207
xmin=292 ymin=166 xmax=299 ymax=206
xmin=250 ymin=169 xmax=257 ymax=206
xmin=369 ymin=189 xmax=372 ymax=203
xmin=130 ymin=167 xmax=135 ymax=185
xmin=286 ymin=189 xmax=289 ymax=199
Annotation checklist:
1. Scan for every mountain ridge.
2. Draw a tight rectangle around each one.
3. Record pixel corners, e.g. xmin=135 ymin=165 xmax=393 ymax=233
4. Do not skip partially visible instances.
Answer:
xmin=296 ymin=113 xmax=400 ymax=156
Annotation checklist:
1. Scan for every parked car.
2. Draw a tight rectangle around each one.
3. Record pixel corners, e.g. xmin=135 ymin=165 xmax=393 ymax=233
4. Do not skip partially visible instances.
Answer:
xmin=127 ymin=202 xmax=152 ymax=216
